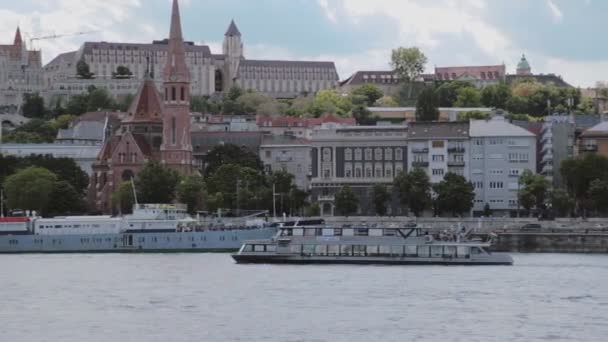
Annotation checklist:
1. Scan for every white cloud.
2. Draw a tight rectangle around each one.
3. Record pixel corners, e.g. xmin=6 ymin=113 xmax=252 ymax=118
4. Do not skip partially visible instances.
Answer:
xmin=546 ymin=0 xmax=564 ymax=23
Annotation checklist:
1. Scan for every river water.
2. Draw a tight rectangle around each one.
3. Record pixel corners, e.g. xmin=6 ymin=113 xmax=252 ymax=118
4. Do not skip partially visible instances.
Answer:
xmin=1 ymin=253 xmax=607 ymax=342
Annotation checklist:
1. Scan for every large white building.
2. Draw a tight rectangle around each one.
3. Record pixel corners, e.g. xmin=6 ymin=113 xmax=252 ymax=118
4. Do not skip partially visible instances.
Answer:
xmin=0 ymin=28 xmax=44 ymax=106
xmin=469 ymin=117 xmax=537 ymax=215
xmin=43 ymin=20 xmax=339 ymax=103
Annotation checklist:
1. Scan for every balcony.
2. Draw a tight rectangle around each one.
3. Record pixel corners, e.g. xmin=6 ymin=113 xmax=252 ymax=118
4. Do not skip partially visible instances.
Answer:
xmin=412 ymin=148 xmax=429 ymax=153
xmin=579 ymin=144 xmax=598 ymax=152
xmin=318 ymin=195 xmax=335 ymax=202
xmin=447 ymin=161 xmax=465 ymax=167
xmin=447 ymin=147 xmax=465 ymax=153
xmin=412 ymin=161 xmax=429 ymax=168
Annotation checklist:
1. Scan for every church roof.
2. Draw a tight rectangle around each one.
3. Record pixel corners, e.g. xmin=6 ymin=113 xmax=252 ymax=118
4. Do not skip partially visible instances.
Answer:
xmin=124 ymin=77 xmax=164 ymax=123
xmin=163 ymin=0 xmax=190 ymax=83
xmin=14 ymin=27 xmax=22 ymax=45
xmin=225 ymin=20 xmax=241 ymax=37
xmin=240 ymin=59 xmax=336 ymax=69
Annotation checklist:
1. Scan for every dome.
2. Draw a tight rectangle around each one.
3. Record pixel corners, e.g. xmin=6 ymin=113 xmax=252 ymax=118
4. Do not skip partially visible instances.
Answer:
xmin=517 ymin=54 xmax=530 ymax=70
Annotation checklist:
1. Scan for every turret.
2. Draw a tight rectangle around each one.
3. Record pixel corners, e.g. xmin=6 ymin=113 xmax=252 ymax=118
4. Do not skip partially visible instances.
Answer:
xmin=517 ymin=54 xmax=531 ymax=75
xmin=223 ymin=20 xmax=243 ymax=84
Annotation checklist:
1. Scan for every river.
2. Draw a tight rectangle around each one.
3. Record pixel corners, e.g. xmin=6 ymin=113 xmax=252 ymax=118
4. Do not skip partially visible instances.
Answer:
xmin=1 ymin=253 xmax=607 ymax=342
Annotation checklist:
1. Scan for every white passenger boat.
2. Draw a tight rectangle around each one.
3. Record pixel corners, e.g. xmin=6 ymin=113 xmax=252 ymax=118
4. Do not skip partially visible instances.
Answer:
xmin=232 ymin=225 xmax=513 ymax=266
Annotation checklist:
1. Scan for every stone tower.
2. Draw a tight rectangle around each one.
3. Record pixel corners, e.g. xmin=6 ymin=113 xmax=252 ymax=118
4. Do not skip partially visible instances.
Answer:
xmin=516 ymin=54 xmax=531 ymax=75
xmin=161 ymin=0 xmax=193 ymax=173
xmin=223 ymin=20 xmax=243 ymax=86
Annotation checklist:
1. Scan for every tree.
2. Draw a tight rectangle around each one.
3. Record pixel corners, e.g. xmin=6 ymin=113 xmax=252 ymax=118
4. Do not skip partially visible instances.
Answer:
xmin=206 ymin=164 xmax=268 ymax=211
xmin=483 ymin=203 xmax=492 ymax=217
xmin=307 ymin=202 xmax=321 ymax=217
xmin=588 ymin=179 xmax=608 ymax=214
xmin=454 ymin=87 xmax=482 ymax=107
xmin=22 ymin=93 xmax=46 ymax=118
xmin=372 ymin=184 xmax=391 ymax=216
xmin=204 ymin=144 xmax=263 ymax=177
xmin=3 ymin=167 xmax=57 ymax=213
xmin=87 ymin=88 xmax=116 ymax=112
xmin=351 ymin=105 xmax=375 ymax=125
xmin=390 ymin=47 xmax=427 ymax=83
xmin=394 ymin=168 xmax=431 ymax=216
xmin=436 ymin=81 xmax=474 ymax=107
xmin=136 ymin=161 xmax=181 ymax=204
xmin=550 ymin=189 xmax=574 ymax=217
xmin=457 ymin=110 xmax=490 ymax=121
xmin=352 ymin=84 xmax=384 ymax=106
xmin=47 ymin=180 xmax=85 ymax=216
xmin=311 ymin=89 xmax=352 ymax=116
xmin=374 ymin=96 xmax=399 ymax=107
xmin=2 ymin=118 xmax=58 ymax=143
xmin=111 ymin=181 xmax=135 ymax=215
xmin=561 ymin=154 xmax=608 ymax=216
xmin=256 ymin=101 xmax=287 ymax=118
xmin=433 ymin=173 xmax=475 ymax=216
xmin=237 ymin=92 xmax=272 ymax=114
xmin=117 ymin=94 xmax=135 ymax=112
xmin=335 ymin=185 xmax=359 ymax=216
xmin=65 ymin=94 xmax=90 ymax=116
xmin=226 ymin=86 xmax=244 ymax=102
xmin=286 ymin=96 xmax=314 ymax=117
xmin=177 ymin=175 xmax=206 ymax=214
xmin=76 ymin=59 xmax=94 ymax=79
xmin=519 ymin=169 xmax=550 ymax=214
xmin=481 ymin=83 xmax=511 ymax=108
xmin=113 ymin=65 xmax=133 ymax=79
xmin=415 ymin=86 xmax=439 ymax=121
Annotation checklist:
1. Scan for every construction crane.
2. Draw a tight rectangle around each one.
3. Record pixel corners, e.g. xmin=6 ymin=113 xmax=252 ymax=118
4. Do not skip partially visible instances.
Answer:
xmin=28 ymin=30 xmax=99 ymax=49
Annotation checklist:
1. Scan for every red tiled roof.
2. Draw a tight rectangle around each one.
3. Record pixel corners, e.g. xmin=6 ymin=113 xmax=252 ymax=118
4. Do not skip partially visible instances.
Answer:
xmin=132 ymin=134 xmax=153 ymax=157
xmin=124 ymin=78 xmax=163 ymax=123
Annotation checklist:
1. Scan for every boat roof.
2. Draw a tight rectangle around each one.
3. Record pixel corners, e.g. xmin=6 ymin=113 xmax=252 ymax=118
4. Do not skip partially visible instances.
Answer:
xmin=0 ymin=217 xmax=28 ymax=223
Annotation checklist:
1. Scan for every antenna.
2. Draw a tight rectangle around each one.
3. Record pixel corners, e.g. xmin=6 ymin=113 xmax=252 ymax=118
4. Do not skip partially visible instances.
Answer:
xmin=130 ymin=177 xmax=139 ymax=207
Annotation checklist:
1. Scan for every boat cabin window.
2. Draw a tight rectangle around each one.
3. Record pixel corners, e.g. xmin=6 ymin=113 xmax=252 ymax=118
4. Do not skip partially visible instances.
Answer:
xmin=383 ymin=229 xmax=397 ymax=236
xmin=283 ymin=221 xmax=296 ymax=227
xmin=304 ymin=228 xmax=316 ymax=237
xmin=354 ymin=228 xmax=369 ymax=237
xmin=333 ymin=228 xmax=343 ymax=236
xmin=280 ymin=229 xmax=293 ymax=237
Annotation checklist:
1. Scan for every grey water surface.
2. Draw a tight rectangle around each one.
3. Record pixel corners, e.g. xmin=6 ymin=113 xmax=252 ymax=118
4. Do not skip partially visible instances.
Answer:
xmin=1 ymin=253 xmax=607 ymax=342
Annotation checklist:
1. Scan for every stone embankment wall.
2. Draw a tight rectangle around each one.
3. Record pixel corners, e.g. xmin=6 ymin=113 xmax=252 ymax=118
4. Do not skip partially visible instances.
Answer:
xmin=490 ymin=232 xmax=608 ymax=253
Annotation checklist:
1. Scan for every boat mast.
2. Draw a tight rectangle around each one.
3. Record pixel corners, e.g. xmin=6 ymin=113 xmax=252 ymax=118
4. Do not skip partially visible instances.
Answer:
xmin=130 ymin=177 xmax=139 ymax=206
xmin=0 ymin=188 xmax=4 ymax=218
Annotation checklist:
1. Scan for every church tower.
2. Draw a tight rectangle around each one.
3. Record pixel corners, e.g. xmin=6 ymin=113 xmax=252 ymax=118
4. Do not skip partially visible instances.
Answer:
xmin=516 ymin=54 xmax=532 ymax=75
xmin=223 ymin=20 xmax=243 ymax=86
xmin=161 ymin=0 xmax=193 ymax=173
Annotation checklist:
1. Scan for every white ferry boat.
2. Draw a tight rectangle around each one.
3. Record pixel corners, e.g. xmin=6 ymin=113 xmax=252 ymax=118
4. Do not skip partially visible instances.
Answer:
xmin=232 ymin=224 xmax=513 ymax=266
xmin=0 ymin=204 xmax=276 ymax=254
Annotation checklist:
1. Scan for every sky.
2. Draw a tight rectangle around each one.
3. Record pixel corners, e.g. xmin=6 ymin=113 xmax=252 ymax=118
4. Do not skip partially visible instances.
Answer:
xmin=0 ymin=0 xmax=605 ymax=87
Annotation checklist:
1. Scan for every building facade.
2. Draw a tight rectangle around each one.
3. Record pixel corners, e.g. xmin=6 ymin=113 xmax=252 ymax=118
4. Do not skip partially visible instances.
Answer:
xmin=257 ymin=114 xmax=356 ymax=139
xmin=259 ymin=135 xmax=312 ymax=190
xmin=407 ymin=122 xmax=470 ymax=184
xmin=469 ymin=117 xmax=537 ymax=215
xmin=88 ymin=0 xmax=194 ymax=212
xmin=0 ymin=28 xmax=44 ymax=106
xmin=43 ymin=21 xmax=338 ymax=103
xmin=577 ymin=121 xmax=608 ymax=158
xmin=309 ymin=126 xmax=408 ymax=216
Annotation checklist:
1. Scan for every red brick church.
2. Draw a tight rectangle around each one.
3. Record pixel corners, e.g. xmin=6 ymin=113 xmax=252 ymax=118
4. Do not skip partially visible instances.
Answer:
xmin=88 ymin=0 xmax=193 ymax=213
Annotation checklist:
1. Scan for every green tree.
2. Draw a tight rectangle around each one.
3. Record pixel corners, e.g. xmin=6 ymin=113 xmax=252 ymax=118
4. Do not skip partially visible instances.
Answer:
xmin=206 ymin=164 xmax=268 ymax=211
xmin=436 ymin=81 xmax=475 ymax=107
xmin=3 ymin=167 xmax=57 ymax=213
xmin=433 ymin=173 xmax=475 ymax=216
xmin=256 ymin=101 xmax=287 ymax=117
xmin=286 ymin=96 xmax=314 ymax=117
xmin=311 ymin=89 xmax=352 ymax=116
xmin=351 ymin=104 xmax=375 ymax=125
xmin=190 ymin=95 xmax=209 ymax=113
xmin=335 ymin=185 xmax=359 ymax=216
xmin=226 ymin=86 xmax=244 ymax=102
xmin=352 ymin=84 xmax=384 ymax=106
xmin=3 ymin=119 xmax=58 ymax=143
xmin=481 ymin=83 xmax=511 ymax=108
xmin=374 ymin=96 xmax=399 ymax=107
xmin=561 ymin=154 xmax=608 ymax=216
xmin=204 ymin=144 xmax=263 ymax=177
xmin=550 ymin=189 xmax=574 ymax=217
xmin=457 ymin=110 xmax=490 ymax=121
xmin=65 ymin=94 xmax=90 ymax=116
xmin=22 ymin=93 xmax=46 ymax=118
xmin=588 ymin=179 xmax=608 ymax=214
xmin=112 ymin=65 xmax=133 ymax=79
xmin=415 ymin=86 xmax=439 ymax=121
xmin=177 ymin=175 xmax=206 ymax=214
xmin=117 ymin=94 xmax=135 ymax=112
xmin=519 ymin=169 xmax=550 ymax=213
xmin=391 ymin=46 xmax=427 ymax=101
xmin=87 ymin=88 xmax=116 ymax=112
xmin=111 ymin=181 xmax=135 ymax=215
xmin=372 ymin=184 xmax=391 ymax=216
xmin=307 ymin=202 xmax=321 ymax=217
xmin=76 ymin=59 xmax=94 ymax=79
xmin=237 ymin=92 xmax=272 ymax=113
xmin=136 ymin=161 xmax=181 ymax=204
xmin=454 ymin=87 xmax=482 ymax=107
xmin=394 ymin=168 xmax=431 ymax=216
xmin=47 ymin=180 xmax=85 ymax=216
xmin=483 ymin=203 xmax=492 ymax=217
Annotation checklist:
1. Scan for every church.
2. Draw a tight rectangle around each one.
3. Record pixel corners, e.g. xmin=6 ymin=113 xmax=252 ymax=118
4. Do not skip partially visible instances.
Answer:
xmin=43 ymin=11 xmax=339 ymax=103
xmin=88 ymin=0 xmax=194 ymax=213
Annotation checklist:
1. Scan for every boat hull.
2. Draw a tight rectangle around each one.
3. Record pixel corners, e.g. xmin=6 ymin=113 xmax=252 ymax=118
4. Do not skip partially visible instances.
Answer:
xmin=0 ymin=228 xmax=277 ymax=254
xmin=232 ymin=253 xmax=514 ymax=266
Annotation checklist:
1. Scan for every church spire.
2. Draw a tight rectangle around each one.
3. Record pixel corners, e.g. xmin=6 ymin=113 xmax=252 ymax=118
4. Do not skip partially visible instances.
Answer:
xmin=14 ymin=27 xmax=22 ymax=46
xmin=225 ymin=19 xmax=241 ymax=37
xmin=163 ymin=0 xmax=190 ymax=83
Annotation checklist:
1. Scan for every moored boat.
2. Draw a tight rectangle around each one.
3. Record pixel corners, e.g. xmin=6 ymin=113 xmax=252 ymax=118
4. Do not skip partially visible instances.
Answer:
xmin=232 ymin=224 xmax=513 ymax=266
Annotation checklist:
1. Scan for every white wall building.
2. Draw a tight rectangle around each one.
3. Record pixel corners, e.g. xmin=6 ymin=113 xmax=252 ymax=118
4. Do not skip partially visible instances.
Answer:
xmin=469 ymin=117 xmax=537 ymax=215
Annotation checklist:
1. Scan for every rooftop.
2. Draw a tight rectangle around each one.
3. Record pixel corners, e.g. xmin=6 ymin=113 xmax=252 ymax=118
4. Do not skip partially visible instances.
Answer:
xmin=470 ymin=117 xmax=536 ymax=137
xmin=408 ymin=122 xmax=469 ymax=139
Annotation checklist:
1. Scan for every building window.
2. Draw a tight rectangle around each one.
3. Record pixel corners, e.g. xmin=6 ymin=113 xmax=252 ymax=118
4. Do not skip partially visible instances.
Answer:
xmin=180 ymin=87 xmax=185 ymax=101
xmin=171 ymin=117 xmax=176 ymax=145
xmin=172 ymin=87 xmax=176 ymax=101
xmin=365 ymin=148 xmax=372 ymax=161
xmin=355 ymin=148 xmax=362 ymax=161
xmin=365 ymin=166 xmax=372 ymax=178
xmin=355 ymin=167 xmax=362 ymax=178
xmin=385 ymin=164 xmax=393 ymax=178
xmin=375 ymin=166 xmax=383 ymax=178
xmin=474 ymin=139 xmax=484 ymax=146
xmin=385 ymin=148 xmax=393 ymax=160
xmin=432 ymin=155 xmax=445 ymax=162
xmin=432 ymin=169 xmax=444 ymax=176
xmin=345 ymin=164 xmax=352 ymax=178
xmin=432 ymin=141 xmax=445 ymax=148
xmin=395 ymin=148 xmax=403 ymax=161
xmin=374 ymin=148 xmax=383 ymax=160
xmin=345 ymin=148 xmax=352 ymax=161
xmin=265 ymin=150 xmax=271 ymax=158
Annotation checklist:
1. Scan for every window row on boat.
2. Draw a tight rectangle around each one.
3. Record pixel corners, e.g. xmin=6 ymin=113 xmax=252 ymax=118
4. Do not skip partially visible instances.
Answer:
xmin=280 ymin=227 xmax=418 ymax=238
xmin=270 ymin=244 xmax=485 ymax=258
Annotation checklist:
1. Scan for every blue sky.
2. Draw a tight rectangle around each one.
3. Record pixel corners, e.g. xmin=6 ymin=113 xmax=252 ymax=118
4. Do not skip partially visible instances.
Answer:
xmin=0 ymin=0 xmax=605 ymax=87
